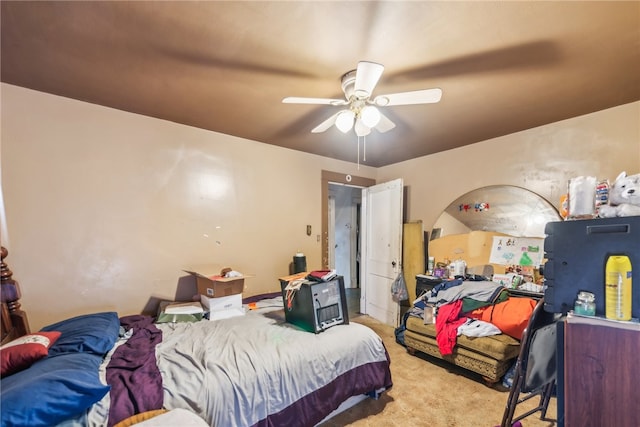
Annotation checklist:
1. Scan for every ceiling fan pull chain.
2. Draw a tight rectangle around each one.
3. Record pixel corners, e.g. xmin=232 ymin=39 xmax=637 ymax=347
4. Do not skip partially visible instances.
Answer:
xmin=363 ymin=136 xmax=367 ymax=162
xmin=357 ymin=135 xmax=361 ymax=170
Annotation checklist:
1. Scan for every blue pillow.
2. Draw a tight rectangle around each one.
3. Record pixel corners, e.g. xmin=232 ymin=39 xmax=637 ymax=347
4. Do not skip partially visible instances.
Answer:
xmin=41 ymin=312 xmax=119 ymax=356
xmin=0 ymin=352 xmax=110 ymax=426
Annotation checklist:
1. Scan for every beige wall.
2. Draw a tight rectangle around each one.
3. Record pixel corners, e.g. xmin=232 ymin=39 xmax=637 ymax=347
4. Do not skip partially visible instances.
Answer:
xmin=378 ymin=101 xmax=640 ymax=236
xmin=1 ymin=83 xmax=638 ymax=329
xmin=0 ymin=84 xmax=377 ymax=329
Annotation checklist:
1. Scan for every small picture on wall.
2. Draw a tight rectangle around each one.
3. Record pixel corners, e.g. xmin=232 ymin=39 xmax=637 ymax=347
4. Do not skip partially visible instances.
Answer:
xmin=489 ymin=236 xmax=544 ymax=267
xmin=430 ymin=228 xmax=442 ymax=240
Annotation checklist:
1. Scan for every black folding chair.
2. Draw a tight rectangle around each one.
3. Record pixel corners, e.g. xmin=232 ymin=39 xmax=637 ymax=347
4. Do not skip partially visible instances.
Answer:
xmin=501 ymin=297 xmax=558 ymax=427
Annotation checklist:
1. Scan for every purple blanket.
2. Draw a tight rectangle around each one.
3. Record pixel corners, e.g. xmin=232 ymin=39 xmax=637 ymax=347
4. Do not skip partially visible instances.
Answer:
xmin=106 ymin=315 xmax=163 ymax=426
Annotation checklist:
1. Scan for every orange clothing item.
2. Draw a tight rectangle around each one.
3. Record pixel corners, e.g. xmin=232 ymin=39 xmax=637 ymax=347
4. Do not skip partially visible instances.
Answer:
xmin=467 ymin=297 xmax=536 ymax=340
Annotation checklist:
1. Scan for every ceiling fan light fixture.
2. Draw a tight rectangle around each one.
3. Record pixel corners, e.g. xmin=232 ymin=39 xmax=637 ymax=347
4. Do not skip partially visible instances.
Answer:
xmin=354 ymin=119 xmax=371 ymax=137
xmin=335 ymin=110 xmax=355 ymax=133
xmin=282 ymin=61 xmax=441 ymax=140
xmin=360 ymin=105 xmax=381 ymax=128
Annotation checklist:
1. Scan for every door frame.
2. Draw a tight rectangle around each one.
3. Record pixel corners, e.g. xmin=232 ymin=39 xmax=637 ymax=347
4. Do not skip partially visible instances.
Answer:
xmin=321 ymin=171 xmax=375 ymax=269
xmin=327 ymin=194 xmax=336 ymax=269
xmin=350 ymin=196 xmax=361 ymax=287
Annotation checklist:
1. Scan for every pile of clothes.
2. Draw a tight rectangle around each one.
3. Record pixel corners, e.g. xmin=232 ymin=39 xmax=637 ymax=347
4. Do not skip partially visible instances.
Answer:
xmin=397 ymin=277 xmax=536 ymax=356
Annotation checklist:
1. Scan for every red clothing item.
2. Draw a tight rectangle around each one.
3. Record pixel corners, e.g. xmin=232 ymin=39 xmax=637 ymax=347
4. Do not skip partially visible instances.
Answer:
xmin=435 ymin=300 xmax=466 ymax=356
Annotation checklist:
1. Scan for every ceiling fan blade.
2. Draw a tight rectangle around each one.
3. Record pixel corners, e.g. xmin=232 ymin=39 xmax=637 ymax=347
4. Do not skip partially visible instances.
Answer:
xmin=375 ymin=112 xmax=396 ymax=133
xmin=373 ymin=88 xmax=442 ymax=106
xmin=282 ymin=97 xmax=347 ymax=106
xmin=354 ymin=61 xmax=384 ymax=98
xmin=311 ymin=112 xmax=341 ymax=133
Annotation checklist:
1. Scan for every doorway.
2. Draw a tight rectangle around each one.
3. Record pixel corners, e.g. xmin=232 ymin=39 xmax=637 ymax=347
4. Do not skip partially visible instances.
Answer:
xmin=322 ymin=172 xmax=404 ymax=326
xmin=328 ymin=183 xmax=362 ymax=288
xmin=321 ymin=171 xmax=375 ymax=315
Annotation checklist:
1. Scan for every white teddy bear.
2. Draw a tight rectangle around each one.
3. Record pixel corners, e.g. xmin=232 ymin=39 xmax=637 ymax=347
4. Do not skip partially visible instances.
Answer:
xmin=598 ymin=171 xmax=640 ymax=218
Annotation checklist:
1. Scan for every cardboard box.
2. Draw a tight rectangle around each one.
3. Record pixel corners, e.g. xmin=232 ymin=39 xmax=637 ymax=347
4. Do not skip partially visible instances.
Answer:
xmin=184 ymin=270 xmax=245 ymax=298
xmin=200 ymin=293 xmax=245 ymax=321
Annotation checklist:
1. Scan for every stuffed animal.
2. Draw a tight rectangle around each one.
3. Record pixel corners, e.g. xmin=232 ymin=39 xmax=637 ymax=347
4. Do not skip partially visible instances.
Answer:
xmin=598 ymin=171 xmax=640 ymax=218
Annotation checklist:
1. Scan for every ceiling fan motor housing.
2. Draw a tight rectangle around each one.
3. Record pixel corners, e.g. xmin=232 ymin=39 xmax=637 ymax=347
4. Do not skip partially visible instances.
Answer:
xmin=340 ymin=70 xmax=358 ymax=100
xmin=341 ymin=70 xmax=374 ymax=121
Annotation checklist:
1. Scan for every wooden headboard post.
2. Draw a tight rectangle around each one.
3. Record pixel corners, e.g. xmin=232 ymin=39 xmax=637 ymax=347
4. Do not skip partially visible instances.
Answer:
xmin=1 ymin=246 xmax=30 ymax=342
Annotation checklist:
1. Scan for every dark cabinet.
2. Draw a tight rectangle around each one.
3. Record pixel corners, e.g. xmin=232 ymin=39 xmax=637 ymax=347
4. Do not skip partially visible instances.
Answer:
xmin=563 ymin=317 xmax=640 ymax=426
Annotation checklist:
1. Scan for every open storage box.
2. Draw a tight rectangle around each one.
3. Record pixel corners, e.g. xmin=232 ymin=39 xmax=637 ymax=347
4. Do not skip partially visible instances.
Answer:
xmin=183 ymin=270 xmax=245 ymax=298
xmin=183 ymin=269 xmax=250 ymax=320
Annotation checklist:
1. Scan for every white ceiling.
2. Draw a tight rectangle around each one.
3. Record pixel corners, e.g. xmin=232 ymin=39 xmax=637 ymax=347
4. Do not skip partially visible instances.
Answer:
xmin=2 ymin=1 xmax=639 ymax=167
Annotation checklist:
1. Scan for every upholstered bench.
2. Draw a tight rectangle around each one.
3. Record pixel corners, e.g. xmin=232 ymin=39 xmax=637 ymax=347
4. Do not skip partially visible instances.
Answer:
xmin=404 ymin=316 xmax=521 ymax=384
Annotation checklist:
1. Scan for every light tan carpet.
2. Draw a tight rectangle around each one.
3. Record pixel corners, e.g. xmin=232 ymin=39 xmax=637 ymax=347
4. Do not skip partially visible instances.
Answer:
xmin=320 ymin=315 xmax=557 ymax=427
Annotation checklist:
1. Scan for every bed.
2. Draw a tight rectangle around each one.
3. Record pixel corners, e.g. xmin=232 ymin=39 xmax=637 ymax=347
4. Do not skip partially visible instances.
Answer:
xmin=0 ymin=246 xmax=392 ymax=427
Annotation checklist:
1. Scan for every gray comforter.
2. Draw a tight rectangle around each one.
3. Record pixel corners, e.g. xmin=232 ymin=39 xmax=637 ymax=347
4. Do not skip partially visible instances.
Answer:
xmin=155 ymin=298 xmax=391 ymax=426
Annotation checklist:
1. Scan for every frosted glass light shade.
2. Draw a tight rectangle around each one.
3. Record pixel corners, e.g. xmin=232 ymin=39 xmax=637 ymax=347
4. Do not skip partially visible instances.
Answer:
xmin=354 ymin=119 xmax=371 ymax=137
xmin=361 ymin=106 xmax=381 ymax=128
xmin=335 ymin=110 xmax=355 ymax=133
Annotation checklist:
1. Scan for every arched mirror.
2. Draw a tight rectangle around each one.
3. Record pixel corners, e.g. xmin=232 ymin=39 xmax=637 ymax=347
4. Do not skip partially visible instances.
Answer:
xmin=428 ymin=186 xmax=561 ymax=285
xmin=432 ymin=185 xmax=560 ymax=239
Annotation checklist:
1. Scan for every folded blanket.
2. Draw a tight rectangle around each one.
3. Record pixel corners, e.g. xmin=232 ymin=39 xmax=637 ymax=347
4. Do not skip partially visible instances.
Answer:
xmin=427 ymin=279 xmax=505 ymax=308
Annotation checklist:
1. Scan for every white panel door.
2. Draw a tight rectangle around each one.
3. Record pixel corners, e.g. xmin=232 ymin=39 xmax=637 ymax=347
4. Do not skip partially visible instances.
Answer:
xmin=360 ymin=178 xmax=403 ymax=327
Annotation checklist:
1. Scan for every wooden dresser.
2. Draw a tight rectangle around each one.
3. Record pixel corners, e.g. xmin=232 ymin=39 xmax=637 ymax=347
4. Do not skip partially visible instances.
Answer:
xmin=563 ymin=315 xmax=640 ymax=426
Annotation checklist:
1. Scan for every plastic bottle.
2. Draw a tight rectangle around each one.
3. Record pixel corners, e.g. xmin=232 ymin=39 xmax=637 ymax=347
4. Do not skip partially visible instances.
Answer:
xmin=427 ymin=257 xmax=435 ymax=275
xmin=605 ymin=255 xmax=632 ymax=321
xmin=453 ymin=259 xmax=467 ymax=277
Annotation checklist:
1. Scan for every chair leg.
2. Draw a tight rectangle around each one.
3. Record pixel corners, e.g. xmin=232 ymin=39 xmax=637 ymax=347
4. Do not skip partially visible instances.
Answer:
xmin=501 ymin=369 xmax=524 ymax=427
xmin=539 ymin=380 xmax=555 ymax=419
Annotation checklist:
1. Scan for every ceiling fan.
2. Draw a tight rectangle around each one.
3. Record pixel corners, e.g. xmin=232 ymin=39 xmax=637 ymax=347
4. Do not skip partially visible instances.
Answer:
xmin=282 ymin=61 xmax=443 ymax=137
